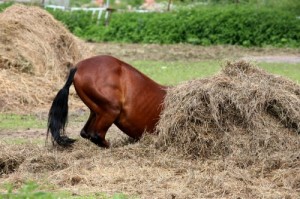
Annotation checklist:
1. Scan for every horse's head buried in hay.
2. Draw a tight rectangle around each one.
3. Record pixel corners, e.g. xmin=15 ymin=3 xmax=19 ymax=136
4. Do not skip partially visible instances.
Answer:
xmin=47 ymin=55 xmax=167 ymax=148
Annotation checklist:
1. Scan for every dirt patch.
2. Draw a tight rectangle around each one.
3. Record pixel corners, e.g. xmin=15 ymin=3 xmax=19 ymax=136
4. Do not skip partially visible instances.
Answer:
xmin=244 ymin=55 xmax=300 ymax=63
xmin=0 ymin=156 xmax=24 ymax=175
xmin=92 ymin=43 xmax=300 ymax=63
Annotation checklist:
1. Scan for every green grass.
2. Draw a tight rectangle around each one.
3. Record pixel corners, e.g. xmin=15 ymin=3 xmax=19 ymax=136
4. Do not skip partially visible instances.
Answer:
xmin=133 ymin=60 xmax=222 ymax=85
xmin=0 ymin=182 xmax=135 ymax=199
xmin=0 ymin=181 xmax=137 ymax=199
xmin=0 ymin=114 xmax=45 ymax=130
xmin=133 ymin=60 xmax=300 ymax=85
xmin=0 ymin=114 xmax=46 ymax=144
xmin=1 ymin=182 xmax=58 ymax=199
xmin=259 ymin=62 xmax=300 ymax=83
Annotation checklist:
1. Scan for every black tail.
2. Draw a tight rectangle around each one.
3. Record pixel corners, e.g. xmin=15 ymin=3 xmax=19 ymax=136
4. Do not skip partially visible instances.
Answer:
xmin=47 ymin=67 xmax=77 ymax=147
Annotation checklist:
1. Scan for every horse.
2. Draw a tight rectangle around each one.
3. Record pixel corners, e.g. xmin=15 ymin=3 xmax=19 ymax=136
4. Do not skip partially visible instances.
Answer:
xmin=47 ymin=55 xmax=167 ymax=148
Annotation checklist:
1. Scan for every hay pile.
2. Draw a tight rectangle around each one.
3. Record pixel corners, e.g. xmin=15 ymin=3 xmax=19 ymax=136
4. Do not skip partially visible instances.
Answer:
xmin=0 ymin=4 xmax=91 ymax=112
xmin=156 ymin=61 xmax=300 ymax=159
xmin=148 ymin=61 xmax=300 ymax=197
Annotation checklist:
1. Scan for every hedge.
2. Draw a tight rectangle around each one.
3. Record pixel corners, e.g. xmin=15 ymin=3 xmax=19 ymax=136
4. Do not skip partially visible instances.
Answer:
xmin=47 ymin=5 xmax=300 ymax=47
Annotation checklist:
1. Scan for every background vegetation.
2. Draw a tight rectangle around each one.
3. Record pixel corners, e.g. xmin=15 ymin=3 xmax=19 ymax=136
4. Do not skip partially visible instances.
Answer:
xmin=0 ymin=2 xmax=13 ymax=11
xmin=48 ymin=2 xmax=299 ymax=47
xmin=1 ymin=1 xmax=299 ymax=47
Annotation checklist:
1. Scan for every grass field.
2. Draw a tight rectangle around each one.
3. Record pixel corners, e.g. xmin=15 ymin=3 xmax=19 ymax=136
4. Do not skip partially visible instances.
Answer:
xmin=1 ymin=181 xmax=132 ymax=199
xmin=133 ymin=60 xmax=300 ymax=85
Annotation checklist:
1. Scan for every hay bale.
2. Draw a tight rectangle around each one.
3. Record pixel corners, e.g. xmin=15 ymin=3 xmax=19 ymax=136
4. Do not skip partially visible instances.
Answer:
xmin=0 ymin=4 xmax=92 ymax=112
xmin=155 ymin=61 xmax=300 ymax=159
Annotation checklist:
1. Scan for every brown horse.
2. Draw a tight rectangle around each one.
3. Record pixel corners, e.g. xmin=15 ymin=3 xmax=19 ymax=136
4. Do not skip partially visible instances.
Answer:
xmin=47 ymin=55 xmax=167 ymax=148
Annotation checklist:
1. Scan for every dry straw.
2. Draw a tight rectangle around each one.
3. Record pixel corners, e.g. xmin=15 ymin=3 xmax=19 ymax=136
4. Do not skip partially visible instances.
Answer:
xmin=155 ymin=61 xmax=300 ymax=159
xmin=0 ymin=4 xmax=92 ymax=112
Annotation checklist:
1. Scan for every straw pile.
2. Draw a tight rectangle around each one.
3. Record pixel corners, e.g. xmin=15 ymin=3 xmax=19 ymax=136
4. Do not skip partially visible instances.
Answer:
xmin=0 ymin=4 xmax=91 ymax=112
xmin=155 ymin=61 xmax=300 ymax=158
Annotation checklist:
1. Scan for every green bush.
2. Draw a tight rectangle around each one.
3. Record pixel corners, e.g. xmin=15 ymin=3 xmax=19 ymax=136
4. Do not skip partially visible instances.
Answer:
xmin=181 ymin=5 xmax=300 ymax=47
xmin=0 ymin=2 xmax=13 ymax=12
xmin=54 ymin=5 xmax=299 ymax=47
xmin=47 ymin=9 xmax=99 ymax=32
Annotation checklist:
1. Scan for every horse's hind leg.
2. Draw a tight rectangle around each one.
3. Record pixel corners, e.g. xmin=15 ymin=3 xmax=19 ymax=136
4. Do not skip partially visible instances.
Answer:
xmin=80 ymin=111 xmax=95 ymax=139
xmin=73 ymin=74 xmax=121 ymax=147
xmin=80 ymin=110 xmax=118 ymax=148
xmin=89 ymin=110 xmax=119 ymax=148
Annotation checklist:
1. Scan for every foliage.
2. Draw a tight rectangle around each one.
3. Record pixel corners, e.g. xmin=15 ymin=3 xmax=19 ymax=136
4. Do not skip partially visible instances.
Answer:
xmin=49 ymin=4 xmax=300 ymax=47
xmin=46 ymin=9 xmax=99 ymax=32
xmin=208 ymin=0 xmax=300 ymax=15
xmin=0 ymin=2 xmax=13 ymax=12
xmin=181 ymin=5 xmax=300 ymax=47
xmin=1 ymin=2 xmax=299 ymax=47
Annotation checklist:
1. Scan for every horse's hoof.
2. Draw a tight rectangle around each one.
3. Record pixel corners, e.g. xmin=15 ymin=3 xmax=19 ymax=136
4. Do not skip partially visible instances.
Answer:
xmin=58 ymin=136 xmax=77 ymax=147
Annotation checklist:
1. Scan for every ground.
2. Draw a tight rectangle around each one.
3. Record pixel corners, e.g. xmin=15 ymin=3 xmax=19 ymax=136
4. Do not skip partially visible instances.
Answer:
xmin=0 ymin=43 xmax=299 ymax=199
xmin=91 ymin=43 xmax=300 ymax=63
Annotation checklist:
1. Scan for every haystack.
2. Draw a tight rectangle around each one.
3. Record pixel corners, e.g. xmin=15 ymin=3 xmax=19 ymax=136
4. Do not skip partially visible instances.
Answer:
xmin=155 ymin=61 xmax=300 ymax=159
xmin=0 ymin=4 xmax=92 ymax=112
xmin=151 ymin=61 xmax=300 ymax=197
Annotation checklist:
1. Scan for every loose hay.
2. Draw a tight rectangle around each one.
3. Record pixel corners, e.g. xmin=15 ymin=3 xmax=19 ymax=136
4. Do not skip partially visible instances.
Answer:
xmin=1 ymin=127 xmax=299 ymax=198
xmin=0 ymin=4 xmax=92 ymax=112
